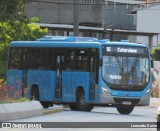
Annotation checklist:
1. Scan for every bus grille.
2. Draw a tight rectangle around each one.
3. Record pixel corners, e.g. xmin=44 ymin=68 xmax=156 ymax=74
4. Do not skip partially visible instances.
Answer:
xmin=113 ymin=98 xmax=141 ymax=105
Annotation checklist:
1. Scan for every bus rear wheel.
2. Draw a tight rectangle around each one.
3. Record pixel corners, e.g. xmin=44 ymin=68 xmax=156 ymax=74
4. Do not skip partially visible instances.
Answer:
xmin=76 ymin=89 xmax=94 ymax=112
xmin=41 ymin=102 xmax=53 ymax=108
xmin=116 ymin=106 xmax=134 ymax=114
xmin=30 ymin=86 xmax=51 ymax=108
xmin=69 ymin=103 xmax=78 ymax=111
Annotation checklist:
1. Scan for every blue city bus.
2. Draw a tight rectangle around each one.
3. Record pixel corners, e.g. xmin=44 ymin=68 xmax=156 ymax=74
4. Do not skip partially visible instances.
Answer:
xmin=6 ymin=36 xmax=153 ymax=114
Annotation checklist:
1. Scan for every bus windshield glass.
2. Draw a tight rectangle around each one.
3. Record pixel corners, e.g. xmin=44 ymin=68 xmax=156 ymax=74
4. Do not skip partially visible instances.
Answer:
xmin=102 ymin=46 xmax=150 ymax=86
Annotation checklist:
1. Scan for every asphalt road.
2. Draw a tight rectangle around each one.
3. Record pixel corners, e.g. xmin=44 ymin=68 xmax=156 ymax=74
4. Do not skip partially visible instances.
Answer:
xmin=2 ymin=106 xmax=158 ymax=131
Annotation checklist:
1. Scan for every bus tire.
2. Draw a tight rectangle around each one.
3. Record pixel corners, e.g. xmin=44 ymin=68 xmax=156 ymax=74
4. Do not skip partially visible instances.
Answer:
xmin=116 ymin=106 xmax=134 ymax=114
xmin=76 ymin=89 xmax=94 ymax=112
xmin=40 ymin=102 xmax=52 ymax=108
xmin=30 ymin=86 xmax=51 ymax=108
xmin=69 ymin=103 xmax=78 ymax=111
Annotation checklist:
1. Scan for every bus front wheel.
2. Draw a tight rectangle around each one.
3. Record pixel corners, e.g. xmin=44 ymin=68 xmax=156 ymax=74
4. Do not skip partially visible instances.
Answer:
xmin=76 ymin=89 xmax=94 ymax=112
xmin=116 ymin=106 xmax=134 ymax=114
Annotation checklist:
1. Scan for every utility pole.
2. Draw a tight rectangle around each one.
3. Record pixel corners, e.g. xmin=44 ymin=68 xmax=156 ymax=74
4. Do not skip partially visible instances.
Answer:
xmin=110 ymin=24 xmax=114 ymax=41
xmin=73 ymin=0 xmax=79 ymax=36
xmin=103 ymin=24 xmax=107 ymax=39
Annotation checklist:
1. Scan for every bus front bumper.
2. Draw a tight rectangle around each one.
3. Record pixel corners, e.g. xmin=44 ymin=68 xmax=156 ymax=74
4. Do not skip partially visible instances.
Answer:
xmin=98 ymin=93 xmax=150 ymax=106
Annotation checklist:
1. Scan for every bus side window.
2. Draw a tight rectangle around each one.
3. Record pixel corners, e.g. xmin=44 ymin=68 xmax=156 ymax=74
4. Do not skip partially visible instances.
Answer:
xmin=22 ymin=48 xmax=30 ymax=70
xmin=9 ymin=48 xmax=22 ymax=69
xmin=39 ymin=48 xmax=49 ymax=70
xmin=49 ymin=49 xmax=56 ymax=70
xmin=75 ymin=49 xmax=88 ymax=71
xmin=66 ymin=50 xmax=75 ymax=70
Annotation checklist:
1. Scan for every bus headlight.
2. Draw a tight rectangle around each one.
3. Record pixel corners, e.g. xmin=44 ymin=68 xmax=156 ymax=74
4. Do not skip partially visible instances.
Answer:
xmin=145 ymin=88 xmax=150 ymax=95
xmin=102 ymin=86 xmax=110 ymax=95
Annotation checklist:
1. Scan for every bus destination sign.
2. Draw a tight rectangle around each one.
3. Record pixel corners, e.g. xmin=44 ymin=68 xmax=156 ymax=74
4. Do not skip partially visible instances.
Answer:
xmin=103 ymin=46 xmax=147 ymax=55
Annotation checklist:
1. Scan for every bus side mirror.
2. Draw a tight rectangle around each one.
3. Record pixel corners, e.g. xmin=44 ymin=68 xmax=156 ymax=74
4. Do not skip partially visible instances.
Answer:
xmin=151 ymin=59 xmax=154 ymax=68
xmin=99 ymin=58 xmax=103 ymax=66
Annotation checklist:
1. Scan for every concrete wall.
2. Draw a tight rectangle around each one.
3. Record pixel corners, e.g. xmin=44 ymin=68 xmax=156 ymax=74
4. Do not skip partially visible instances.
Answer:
xmin=102 ymin=1 xmax=137 ymax=30
xmin=24 ymin=0 xmax=103 ymax=26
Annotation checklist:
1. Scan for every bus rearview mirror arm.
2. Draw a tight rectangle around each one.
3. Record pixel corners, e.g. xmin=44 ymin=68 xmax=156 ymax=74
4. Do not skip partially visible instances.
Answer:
xmin=151 ymin=59 xmax=154 ymax=68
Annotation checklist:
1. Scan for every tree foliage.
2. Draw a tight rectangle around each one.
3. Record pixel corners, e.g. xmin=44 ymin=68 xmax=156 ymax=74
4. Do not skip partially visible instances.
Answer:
xmin=0 ymin=0 xmax=26 ymax=22
xmin=0 ymin=0 xmax=48 ymax=78
xmin=151 ymin=44 xmax=160 ymax=61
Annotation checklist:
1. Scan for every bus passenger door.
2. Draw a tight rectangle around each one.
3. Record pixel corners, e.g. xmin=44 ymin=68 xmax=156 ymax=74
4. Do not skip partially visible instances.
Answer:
xmin=89 ymin=50 xmax=98 ymax=102
xmin=55 ymin=54 xmax=64 ymax=100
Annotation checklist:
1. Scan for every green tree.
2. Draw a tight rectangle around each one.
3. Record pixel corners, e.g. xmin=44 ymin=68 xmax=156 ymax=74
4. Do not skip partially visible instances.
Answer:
xmin=0 ymin=0 xmax=26 ymax=22
xmin=151 ymin=44 xmax=160 ymax=61
xmin=0 ymin=0 xmax=48 ymax=78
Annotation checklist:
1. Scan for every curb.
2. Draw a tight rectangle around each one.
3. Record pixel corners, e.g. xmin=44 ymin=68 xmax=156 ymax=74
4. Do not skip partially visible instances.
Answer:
xmin=43 ymin=108 xmax=62 ymax=115
xmin=0 ymin=101 xmax=43 ymax=122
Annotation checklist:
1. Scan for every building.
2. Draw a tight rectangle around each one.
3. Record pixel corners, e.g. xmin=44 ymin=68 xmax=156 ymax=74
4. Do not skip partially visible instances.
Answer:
xmin=24 ymin=0 xmax=159 ymax=47
xmin=102 ymin=0 xmax=146 ymax=30
xmin=25 ymin=0 xmax=104 ymax=27
xmin=146 ymin=0 xmax=160 ymax=6
xmin=136 ymin=3 xmax=160 ymax=48
xmin=25 ymin=0 xmax=146 ymax=29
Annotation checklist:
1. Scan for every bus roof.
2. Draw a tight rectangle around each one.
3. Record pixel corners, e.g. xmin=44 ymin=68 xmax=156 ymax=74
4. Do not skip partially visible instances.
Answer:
xmin=10 ymin=36 xmax=100 ymax=48
xmin=10 ymin=36 xmax=148 ymax=48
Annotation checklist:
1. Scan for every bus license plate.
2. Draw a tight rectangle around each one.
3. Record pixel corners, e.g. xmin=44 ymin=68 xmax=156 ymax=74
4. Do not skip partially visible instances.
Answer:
xmin=122 ymin=101 xmax=131 ymax=105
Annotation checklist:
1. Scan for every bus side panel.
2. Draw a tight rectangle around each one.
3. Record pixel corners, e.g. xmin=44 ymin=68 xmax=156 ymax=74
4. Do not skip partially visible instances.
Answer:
xmin=62 ymin=71 xmax=90 ymax=103
xmin=6 ymin=70 xmax=22 ymax=97
xmin=27 ymin=70 xmax=56 ymax=101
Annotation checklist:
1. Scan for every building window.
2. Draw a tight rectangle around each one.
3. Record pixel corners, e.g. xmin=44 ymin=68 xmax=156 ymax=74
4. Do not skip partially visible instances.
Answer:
xmin=85 ymin=0 xmax=99 ymax=4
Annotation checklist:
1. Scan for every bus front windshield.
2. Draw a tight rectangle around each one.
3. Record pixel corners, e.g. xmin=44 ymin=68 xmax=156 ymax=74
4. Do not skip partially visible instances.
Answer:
xmin=102 ymin=55 xmax=150 ymax=86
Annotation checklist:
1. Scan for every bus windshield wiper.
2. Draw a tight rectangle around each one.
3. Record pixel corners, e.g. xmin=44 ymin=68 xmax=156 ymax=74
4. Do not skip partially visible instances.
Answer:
xmin=130 ymin=57 xmax=139 ymax=73
xmin=114 ymin=54 xmax=124 ymax=73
